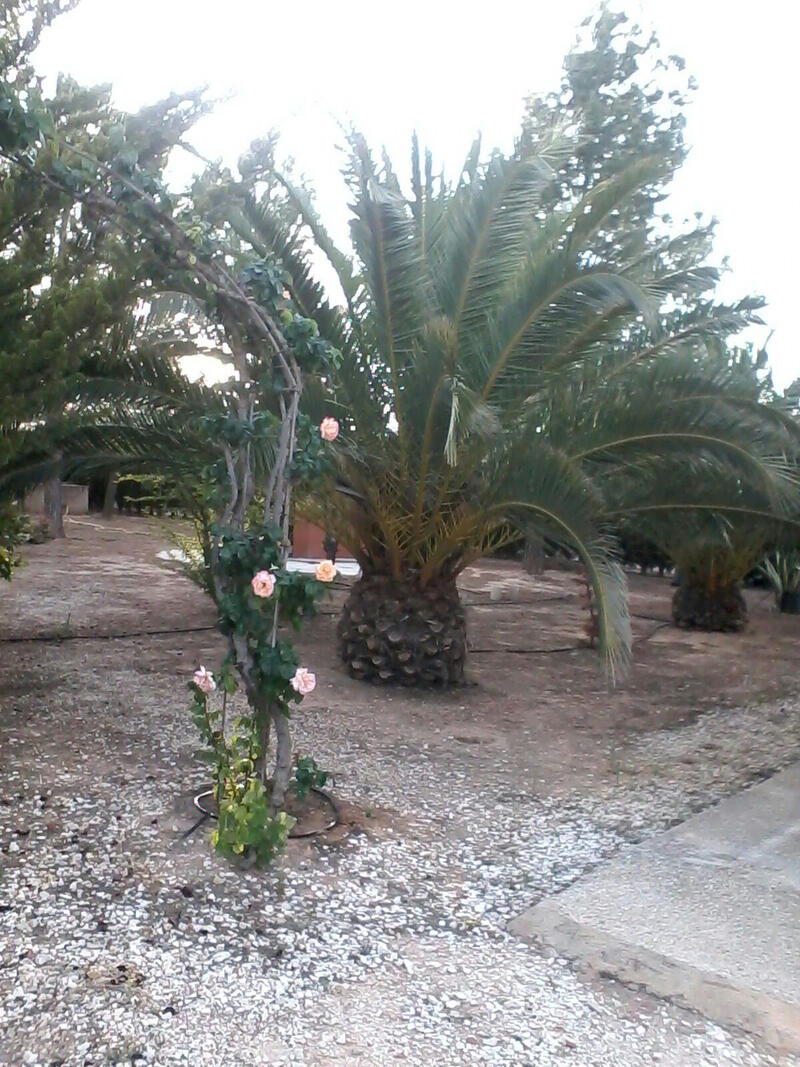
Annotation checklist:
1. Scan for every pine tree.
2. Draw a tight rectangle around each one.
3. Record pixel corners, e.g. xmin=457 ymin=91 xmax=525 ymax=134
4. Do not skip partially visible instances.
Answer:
xmin=0 ymin=3 xmax=207 ymax=536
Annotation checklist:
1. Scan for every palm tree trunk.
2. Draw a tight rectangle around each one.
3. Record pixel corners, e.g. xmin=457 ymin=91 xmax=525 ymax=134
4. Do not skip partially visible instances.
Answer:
xmin=672 ymin=581 xmax=747 ymax=632
xmin=338 ymin=572 xmax=467 ymax=686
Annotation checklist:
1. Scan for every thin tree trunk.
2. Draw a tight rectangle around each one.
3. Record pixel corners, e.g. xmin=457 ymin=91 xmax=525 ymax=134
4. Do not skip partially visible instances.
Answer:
xmin=44 ymin=460 xmax=64 ymax=539
xmin=323 ymin=530 xmax=338 ymax=563
xmin=102 ymin=470 xmax=118 ymax=519
xmin=523 ymin=536 xmax=545 ymax=575
xmin=45 ymin=214 xmax=69 ymax=542
xmin=270 ymin=706 xmax=292 ymax=814
xmin=253 ymin=706 xmax=271 ymax=785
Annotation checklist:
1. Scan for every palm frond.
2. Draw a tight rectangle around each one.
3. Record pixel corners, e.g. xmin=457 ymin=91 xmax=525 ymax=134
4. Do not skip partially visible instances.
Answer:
xmin=476 ymin=437 xmax=631 ymax=679
xmin=433 ymin=128 xmax=566 ymax=338
xmin=344 ymin=131 xmax=433 ymax=437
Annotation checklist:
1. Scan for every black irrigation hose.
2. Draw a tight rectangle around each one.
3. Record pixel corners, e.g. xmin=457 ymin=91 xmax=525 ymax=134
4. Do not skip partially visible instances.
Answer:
xmin=470 ymin=620 xmax=672 ymax=654
xmin=0 ymin=608 xmax=676 ymax=647
xmin=0 ymin=607 xmax=567 ymax=644
xmin=470 ymin=644 xmax=580 ymax=654
xmin=191 ymin=786 xmax=340 ymax=839
xmin=0 ymin=624 xmax=220 ymax=644
xmin=464 ymin=595 xmax=573 ymax=607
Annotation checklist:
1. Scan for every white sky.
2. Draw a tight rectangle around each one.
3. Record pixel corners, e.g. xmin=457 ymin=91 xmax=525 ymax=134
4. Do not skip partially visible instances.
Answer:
xmin=34 ymin=0 xmax=799 ymax=389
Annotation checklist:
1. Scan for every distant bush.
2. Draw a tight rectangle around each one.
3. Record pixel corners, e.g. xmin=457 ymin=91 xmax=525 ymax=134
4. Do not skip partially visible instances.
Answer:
xmin=116 ymin=474 xmax=185 ymax=517
xmin=617 ymin=530 xmax=672 ymax=576
xmin=0 ymin=500 xmax=29 ymax=580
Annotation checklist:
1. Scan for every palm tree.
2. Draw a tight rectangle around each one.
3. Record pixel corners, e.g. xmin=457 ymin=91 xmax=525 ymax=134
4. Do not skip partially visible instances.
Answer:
xmin=622 ymin=507 xmax=772 ymax=633
xmin=596 ymin=350 xmax=799 ymax=632
xmin=234 ymin=129 xmax=799 ymax=686
xmin=670 ymin=523 xmax=762 ymax=632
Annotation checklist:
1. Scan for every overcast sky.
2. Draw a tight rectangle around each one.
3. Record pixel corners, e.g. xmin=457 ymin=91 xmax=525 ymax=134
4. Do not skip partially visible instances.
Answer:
xmin=34 ymin=0 xmax=799 ymax=389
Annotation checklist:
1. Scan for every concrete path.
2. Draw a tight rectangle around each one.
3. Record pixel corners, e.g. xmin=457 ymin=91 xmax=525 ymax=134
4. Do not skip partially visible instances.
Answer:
xmin=510 ymin=764 xmax=800 ymax=1054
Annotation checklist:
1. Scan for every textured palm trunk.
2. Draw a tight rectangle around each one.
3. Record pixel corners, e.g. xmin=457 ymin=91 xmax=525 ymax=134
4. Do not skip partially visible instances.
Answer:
xmin=338 ymin=573 xmax=467 ymax=686
xmin=672 ymin=581 xmax=747 ymax=632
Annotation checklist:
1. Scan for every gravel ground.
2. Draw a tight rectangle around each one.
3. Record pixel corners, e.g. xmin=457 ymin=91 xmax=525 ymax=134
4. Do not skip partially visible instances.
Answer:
xmin=2 ymin=525 xmax=799 ymax=1067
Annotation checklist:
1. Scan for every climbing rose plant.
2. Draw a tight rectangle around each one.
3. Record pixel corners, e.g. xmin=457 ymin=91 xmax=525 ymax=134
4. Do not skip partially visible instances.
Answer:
xmin=189 ymin=526 xmax=337 ymax=864
xmin=172 ymin=263 xmax=344 ymax=866
xmin=173 ymin=261 xmax=343 ymax=865
xmin=189 ymin=548 xmax=325 ymax=864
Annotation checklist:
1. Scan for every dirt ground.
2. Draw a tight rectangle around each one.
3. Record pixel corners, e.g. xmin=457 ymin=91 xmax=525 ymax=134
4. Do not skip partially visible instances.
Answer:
xmin=3 ymin=516 xmax=796 ymax=798
xmin=1 ymin=516 xmax=799 ymax=1066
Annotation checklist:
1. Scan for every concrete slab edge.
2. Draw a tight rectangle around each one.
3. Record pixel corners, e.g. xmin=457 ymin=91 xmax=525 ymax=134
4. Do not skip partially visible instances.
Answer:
xmin=508 ymin=901 xmax=800 ymax=1055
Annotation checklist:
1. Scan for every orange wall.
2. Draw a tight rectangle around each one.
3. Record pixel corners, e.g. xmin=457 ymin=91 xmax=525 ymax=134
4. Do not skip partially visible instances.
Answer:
xmin=292 ymin=519 xmax=354 ymax=559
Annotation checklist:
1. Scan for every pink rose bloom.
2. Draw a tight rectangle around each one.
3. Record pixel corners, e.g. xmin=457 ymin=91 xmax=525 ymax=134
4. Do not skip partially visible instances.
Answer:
xmin=290 ymin=667 xmax=316 ymax=695
xmin=319 ymin=417 xmax=340 ymax=442
xmin=251 ymin=570 xmax=276 ymax=598
xmin=193 ymin=666 xmax=216 ymax=694
xmin=315 ymin=559 xmax=337 ymax=582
